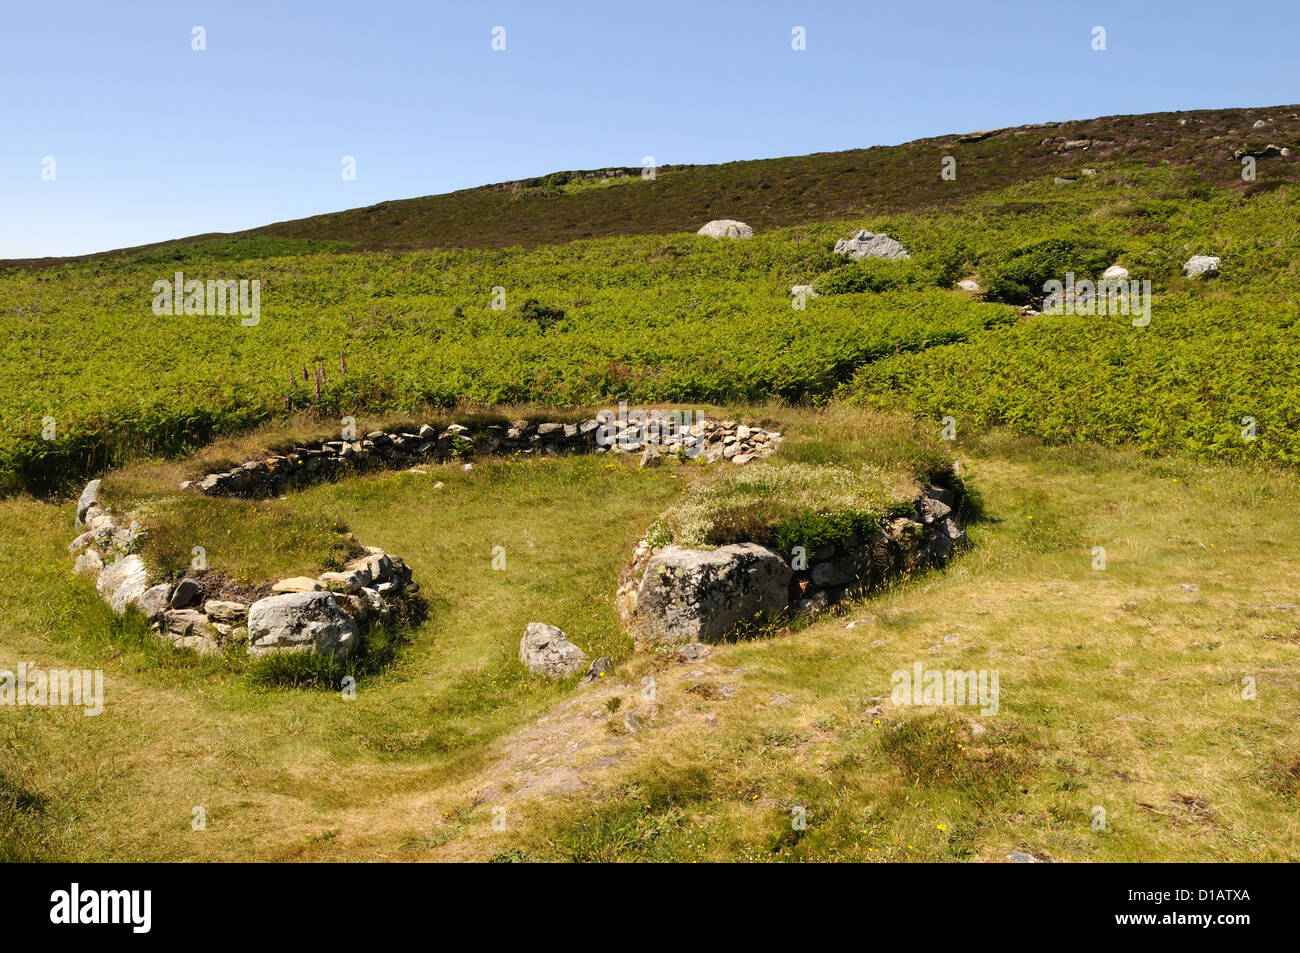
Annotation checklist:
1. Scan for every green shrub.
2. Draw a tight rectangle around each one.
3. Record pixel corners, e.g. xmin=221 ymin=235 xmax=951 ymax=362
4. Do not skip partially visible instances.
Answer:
xmin=514 ymin=297 xmax=565 ymax=332
xmin=812 ymin=258 xmax=937 ymax=295
xmin=982 ymin=238 xmax=1119 ymax=304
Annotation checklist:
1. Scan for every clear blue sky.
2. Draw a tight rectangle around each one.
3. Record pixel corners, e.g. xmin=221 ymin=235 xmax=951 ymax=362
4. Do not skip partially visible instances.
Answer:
xmin=3 ymin=0 xmax=1297 ymax=258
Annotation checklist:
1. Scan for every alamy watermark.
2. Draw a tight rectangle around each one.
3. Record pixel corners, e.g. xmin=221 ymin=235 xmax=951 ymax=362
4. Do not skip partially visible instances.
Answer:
xmin=891 ymin=663 xmax=999 ymax=715
xmin=1043 ymin=272 xmax=1151 ymax=326
xmin=152 ymin=271 xmax=260 ymax=326
xmin=1 ymin=662 xmax=103 ymax=716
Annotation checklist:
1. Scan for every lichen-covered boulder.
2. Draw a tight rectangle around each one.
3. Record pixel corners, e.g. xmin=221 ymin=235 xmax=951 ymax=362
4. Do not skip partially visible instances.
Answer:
xmin=833 ymin=230 xmax=910 ymax=261
xmin=246 ymin=591 xmax=359 ymax=660
xmin=519 ymin=623 xmax=589 ymax=679
xmin=697 ymin=220 xmax=754 ymax=239
xmin=632 ymin=543 xmax=792 ymax=647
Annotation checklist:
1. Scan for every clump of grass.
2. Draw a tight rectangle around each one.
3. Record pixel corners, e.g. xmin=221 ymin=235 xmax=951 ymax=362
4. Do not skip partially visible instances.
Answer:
xmin=661 ymin=461 xmax=918 ymax=551
xmin=874 ymin=712 xmax=1034 ymax=799
xmin=133 ymin=494 xmax=358 ymax=585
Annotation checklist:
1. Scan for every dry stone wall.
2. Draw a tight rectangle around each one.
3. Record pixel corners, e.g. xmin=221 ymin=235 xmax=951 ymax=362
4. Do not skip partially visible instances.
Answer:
xmin=189 ymin=410 xmax=782 ymax=498
xmin=67 ymin=479 xmax=416 ymax=658
xmin=618 ymin=483 xmax=967 ymax=649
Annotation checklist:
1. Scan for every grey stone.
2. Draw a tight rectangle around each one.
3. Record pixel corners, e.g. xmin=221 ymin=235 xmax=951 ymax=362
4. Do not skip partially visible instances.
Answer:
xmin=798 ymin=591 xmax=830 ymax=615
xmin=137 ymin=583 xmax=173 ymax=619
xmin=811 ymin=557 xmax=857 ymax=588
xmin=318 ymin=569 xmax=370 ymax=593
xmin=73 ymin=550 xmax=103 ymax=576
xmin=246 ymin=591 xmax=360 ymax=659
xmin=1182 ymin=255 xmax=1220 ymax=278
xmin=833 ymin=229 xmax=910 ymax=261
xmin=633 ymin=543 xmax=792 ymax=647
xmin=519 ymin=622 xmax=589 ymax=679
xmin=96 ymin=555 xmax=149 ymax=615
xmin=75 ymin=479 xmax=102 ymax=526
xmin=925 ymin=497 xmax=953 ymax=520
xmin=170 ymin=578 xmax=203 ymax=609
xmin=581 ymin=657 xmax=614 ymax=683
xmin=697 ymin=220 xmax=753 ymax=239
xmin=203 ymin=600 xmax=247 ymax=622
xmin=159 ymin=608 xmax=218 ymax=643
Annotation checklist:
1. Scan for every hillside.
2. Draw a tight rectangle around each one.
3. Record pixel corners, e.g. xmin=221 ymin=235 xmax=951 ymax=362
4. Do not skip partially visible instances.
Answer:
xmin=4 ymin=104 xmax=1299 ymax=269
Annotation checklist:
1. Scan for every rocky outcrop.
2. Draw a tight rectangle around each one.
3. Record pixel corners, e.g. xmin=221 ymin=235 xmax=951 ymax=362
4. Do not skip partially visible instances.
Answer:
xmin=697 ymin=220 xmax=754 ymax=239
xmin=833 ymin=230 xmax=911 ymax=261
xmin=519 ymin=623 xmax=589 ymax=679
xmin=247 ymin=591 xmax=359 ymax=660
xmin=630 ymin=543 xmax=793 ymax=648
xmin=620 ymin=485 xmax=967 ymax=648
xmin=1183 ymin=255 xmax=1221 ymax=278
xmin=66 ymin=479 xmax=416 ymax=659
xmin=191 ymin=410 xmax=783 ymax=498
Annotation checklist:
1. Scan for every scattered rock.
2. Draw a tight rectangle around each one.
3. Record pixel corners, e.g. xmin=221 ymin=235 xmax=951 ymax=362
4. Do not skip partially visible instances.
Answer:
xmin=519 ymin=622 xmax=589 ymax=679
xmin=203 ymin=600 xmax=247 ymax=622
xmin=1182 ymin=255 xmax=1220 ymax=278
xmin=580 ymin=657 xmax=614 ymax=684
xmin=1007 ymin=850 xmax=1041 ymax=864
xmin=72 ymin=550 xmax=103 ymax=576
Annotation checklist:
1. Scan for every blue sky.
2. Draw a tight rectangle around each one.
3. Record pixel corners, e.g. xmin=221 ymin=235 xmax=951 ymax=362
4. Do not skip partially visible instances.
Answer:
xmin=3 ymin=0 xmax=1298 ymax=258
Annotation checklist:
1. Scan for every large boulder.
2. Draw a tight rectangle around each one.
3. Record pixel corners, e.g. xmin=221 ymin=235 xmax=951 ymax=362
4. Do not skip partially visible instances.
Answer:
xmin=1183 ymin=255 xmax=1220 ymax=278
xmin=697 ymin=220 xmax=754 ymax=239
xmin=246 ymin=591 xmax=359 ymax=660
xmin=96 ymin=554 xmax=149 ymax=615
xmin=519 ymin=623 xmax=589 ymax=679
xmin=633 ymin=543 xmax=792 ymax=647
xmin=833 ymin=230 xmax=910 ymax=261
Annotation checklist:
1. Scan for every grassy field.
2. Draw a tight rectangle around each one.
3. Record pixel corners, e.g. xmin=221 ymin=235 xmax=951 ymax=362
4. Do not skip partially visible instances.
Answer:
xmin=3 ymin=407 xmax=1297 ymax=861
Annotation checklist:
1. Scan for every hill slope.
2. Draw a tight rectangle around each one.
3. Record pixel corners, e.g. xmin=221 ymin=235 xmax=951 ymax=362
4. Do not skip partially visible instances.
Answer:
xmin=5 ymin=104 xmax=1299 ymax=268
